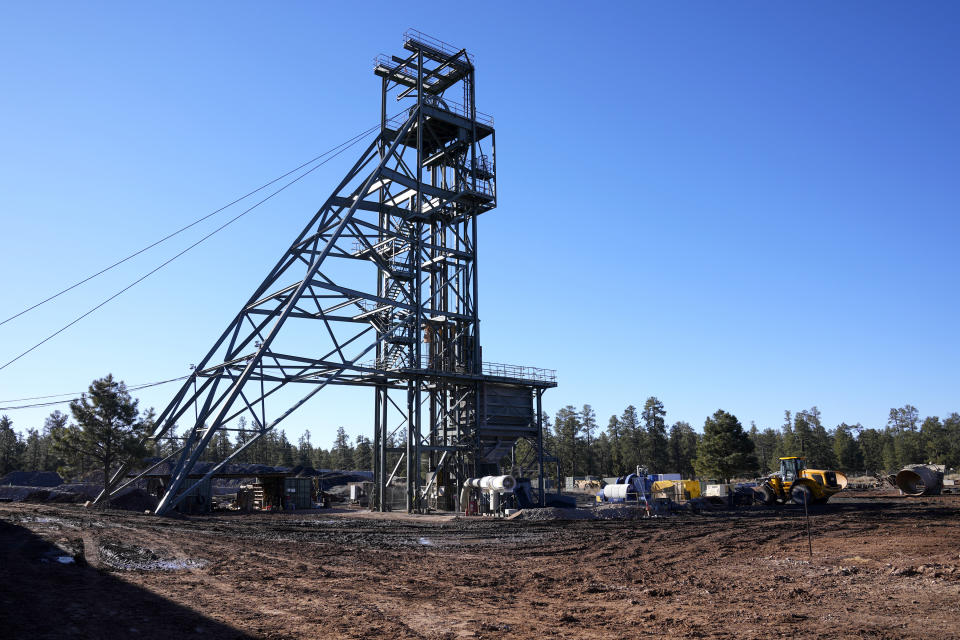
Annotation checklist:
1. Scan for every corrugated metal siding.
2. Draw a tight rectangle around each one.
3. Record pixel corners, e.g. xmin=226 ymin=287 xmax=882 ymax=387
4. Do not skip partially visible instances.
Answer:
xmin=284 ymin=477 xmax=313 ymax=509
xmin=177 ymin=479 xmax=212 ymax=514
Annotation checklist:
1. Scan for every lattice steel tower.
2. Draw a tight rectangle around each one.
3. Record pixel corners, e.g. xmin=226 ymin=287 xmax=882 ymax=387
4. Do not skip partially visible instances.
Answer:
xmin=96 ymin=30 xmax=556 ymax=515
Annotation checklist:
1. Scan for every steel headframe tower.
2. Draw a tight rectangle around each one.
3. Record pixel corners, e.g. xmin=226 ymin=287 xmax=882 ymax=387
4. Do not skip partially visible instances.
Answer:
xmin=96 ymin=30 xmax=556 ymax=515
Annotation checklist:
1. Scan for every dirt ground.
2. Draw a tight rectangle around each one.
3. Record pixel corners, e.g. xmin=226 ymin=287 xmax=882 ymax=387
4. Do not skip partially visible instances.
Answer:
xmin=1 ymin=491 xmax=959 ymax=639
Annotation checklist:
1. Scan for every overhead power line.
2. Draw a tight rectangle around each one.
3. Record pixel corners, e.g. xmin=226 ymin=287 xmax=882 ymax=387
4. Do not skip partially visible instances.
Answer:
xmin=0 ymin=120 xmax=386 ymax=373
xmin=0 ymin=375 xmax=189 ymax=411
xmin=1 ymin=121 xmax=384 ymax=328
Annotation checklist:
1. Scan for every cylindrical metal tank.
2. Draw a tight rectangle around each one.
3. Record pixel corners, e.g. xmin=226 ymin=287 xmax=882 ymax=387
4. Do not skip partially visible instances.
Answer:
xmin=895 ymin=465 xmax=943 ymax=496
xmin=601 ymin=484 xmax=632 ymax=500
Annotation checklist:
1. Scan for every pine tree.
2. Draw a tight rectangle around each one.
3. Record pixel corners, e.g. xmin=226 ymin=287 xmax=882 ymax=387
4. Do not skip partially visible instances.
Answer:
xmin=581 ymin=405 xmax=597 ymax=476
xmin=793 ymin=412 xmax=813 ymax=457
xmin=205 ymin=422 xmax=232 ymax=462
xmin=233 ymin=417 xmax=250 ymax=463
xmin=553 ymin=406 xmax=582 ymax=479
xmin=55 ymin=375 xmax=150 ymax=492
xmin=801 ymin=407 xmax=836 ymax=469
xmin=775 ymin=410 xmax=798 ymax=459
xmin=858 ymin=428 xmax=886 ymax=472
xmin=22 ymin=429 xmax=43 ymax=471
xmin=942 ymin=413 xmax=960 ymax=468
xmin=641 ymin=397 xmax=669 ymax=473
xmin=606 ymin=415 xmax=624 ymax=475
xmin=748 ymin=422 xmax=780 ymax=473
xmin=618 ymin=405 xmax=642 ymax=474
xmin=833 ymin=423 xmax=862 ymax=472
xmin=693 ymin=410 xmax=758 ymax=482
xmin=882 ymin=439 xmax=899 ymax=471
xmin=313 ymin=447 xmax=332 ymax=470
xmin=0 ymin=415 xmax=24 ymax=475
xmin=297 ymin=430 xmax=314 ymax=468
xmin=668 ymin=421 xmax=699 ymax=477
xmin=354 ymin=435 xmax=372 ymax=471
xmin=594 ymin=431 xmax=613 ymax=476
xmin=888 ymin=405 xmax=922 ymax=466
xmin=276 ymin=430 xmax=295 ymax=467
xmin=41 ymin=411 xmax=69 ymax=471
xmin=332 ymin=427 xmax=352 ymax=470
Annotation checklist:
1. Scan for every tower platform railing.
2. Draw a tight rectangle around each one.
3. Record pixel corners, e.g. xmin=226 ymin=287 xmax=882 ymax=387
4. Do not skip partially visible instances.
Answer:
xmin=402 ymin=28 xmax=476 ymax=66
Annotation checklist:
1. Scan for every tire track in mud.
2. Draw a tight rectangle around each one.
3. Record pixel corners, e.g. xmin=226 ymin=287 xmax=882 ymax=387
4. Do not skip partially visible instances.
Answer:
xmin=3 ymin=500 xmax=960 ymax=639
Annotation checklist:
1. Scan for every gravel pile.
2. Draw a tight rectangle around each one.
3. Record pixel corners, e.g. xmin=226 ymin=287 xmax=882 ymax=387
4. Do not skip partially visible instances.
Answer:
xmin=0 ymin=471 xmax=63 ymax=487
xmin=109 ymin=488 xmax=158 ymax=512
xmin=59 ymin=483 xmax=102 ymax=500
xmin=0 ymin=486 xmax=33 ymax=501
xmin=0 ymin=485 xmax=89 ymax=503
xmin=591 ymin=503 xmax=647 ymax=519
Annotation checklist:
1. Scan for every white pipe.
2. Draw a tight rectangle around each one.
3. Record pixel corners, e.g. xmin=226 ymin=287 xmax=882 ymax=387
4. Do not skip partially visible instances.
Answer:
xmin=464 ymin=475 xmax=516 ymax=492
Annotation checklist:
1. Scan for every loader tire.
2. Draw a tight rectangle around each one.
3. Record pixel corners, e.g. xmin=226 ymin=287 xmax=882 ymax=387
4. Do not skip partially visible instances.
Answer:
xmin=791 ymin=484 xmax=813 ymax=506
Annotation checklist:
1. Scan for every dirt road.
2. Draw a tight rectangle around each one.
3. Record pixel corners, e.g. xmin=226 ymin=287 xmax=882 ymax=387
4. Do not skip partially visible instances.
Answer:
xmin=2 ymin=495 xmax=958 ymax=639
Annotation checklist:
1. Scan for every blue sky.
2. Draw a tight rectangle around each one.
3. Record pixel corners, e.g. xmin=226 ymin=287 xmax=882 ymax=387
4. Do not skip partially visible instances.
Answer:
xmin=1 ymin=2 xmax=957 ymax=445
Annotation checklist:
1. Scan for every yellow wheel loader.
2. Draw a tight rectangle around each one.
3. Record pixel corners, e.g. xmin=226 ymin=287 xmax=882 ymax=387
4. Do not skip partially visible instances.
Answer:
xmin=758 ymin=457 xmax=847 ymax=505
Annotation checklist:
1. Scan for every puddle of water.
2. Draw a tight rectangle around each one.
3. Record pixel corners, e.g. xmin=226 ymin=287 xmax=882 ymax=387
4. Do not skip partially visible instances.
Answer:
xmin=103 ymin=555 xmax=207 ymax=571
xmin=99 ymin=542 xmax=207 ymax=571
xmin=21 ymin=516 xmax=63 ymax=525
xmin=153 ymin=559 xmax=206 ymax=571
xmin=56 ymin=556 xmax=75 ymax=564
xmin=418 ymin=537 xmax=433 ymax=546
xmin=284 ymin=519 xmax=346 ymax=529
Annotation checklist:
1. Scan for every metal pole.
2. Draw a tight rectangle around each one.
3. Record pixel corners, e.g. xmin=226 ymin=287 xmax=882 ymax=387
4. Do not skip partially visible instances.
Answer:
xmin=380 ymin=387 xmax=389 ymax=510
xmin=189 ymin=364 xmax=197 ymax=423
xmin=537 ymin=389 xmax=544 ymax=506
xmin=373 ymin=385 xmax=381 ymax=511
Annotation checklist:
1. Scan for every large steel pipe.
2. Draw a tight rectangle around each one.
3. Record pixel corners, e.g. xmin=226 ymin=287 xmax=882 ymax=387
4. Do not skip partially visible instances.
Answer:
xmin=895 ymin=465 xmax=943 ymax=496
xmin=465 ymin=475 xmax=516 ymax=492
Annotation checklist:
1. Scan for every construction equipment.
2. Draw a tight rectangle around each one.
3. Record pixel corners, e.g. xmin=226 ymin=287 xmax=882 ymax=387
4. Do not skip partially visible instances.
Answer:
xmin=596 ymin=468 xmax=652 ymax=506
xmin=651 ymin=479 xmax=701 ymax=500
xmin=757 ymin=457 xmax=847 ymax=505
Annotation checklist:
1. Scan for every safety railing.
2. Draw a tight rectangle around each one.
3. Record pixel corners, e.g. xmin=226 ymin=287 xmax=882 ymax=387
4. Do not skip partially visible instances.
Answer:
xmin=469 ymin=154 xmax=495 ymax=176
xmin=462 ymin=179 xmax=495 ymax=199
xmin=413 ymin=355 xmax=555 ymax=383
xmin=373 ymin=58 xmax=493 ymax=127
xmin=403 ymin=28 xmax=476 ymax=65
xmin=357 ymin=354 xmax=556 ymax=383
xmin=430 ymin=97 xmax=493 ymax=127
xmin=481 ymin=361 xmax=556 ymax=383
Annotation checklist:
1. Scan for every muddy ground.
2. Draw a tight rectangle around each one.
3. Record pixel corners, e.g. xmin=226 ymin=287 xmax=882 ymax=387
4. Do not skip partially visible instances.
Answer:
xmin=1 ymin=492 xmax=958 ymax=639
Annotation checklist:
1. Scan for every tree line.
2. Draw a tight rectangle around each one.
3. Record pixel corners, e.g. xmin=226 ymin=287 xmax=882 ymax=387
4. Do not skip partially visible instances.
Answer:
xmin=543 ymin=399 xmax=960 ymax=480
xmin=2 ymin=375 xmax=958 ymax=483
xmin=0 ymin=375 xmax=374 ymax=481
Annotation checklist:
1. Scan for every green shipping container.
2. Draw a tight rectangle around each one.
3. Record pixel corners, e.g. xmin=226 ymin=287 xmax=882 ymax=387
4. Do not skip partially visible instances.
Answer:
xmin=283 ymin=477 xmax=313 ymax=510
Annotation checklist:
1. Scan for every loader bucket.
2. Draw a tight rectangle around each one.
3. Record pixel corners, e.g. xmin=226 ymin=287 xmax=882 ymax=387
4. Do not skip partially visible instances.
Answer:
xmin=835 ymin=472 xmax=848 ymax=490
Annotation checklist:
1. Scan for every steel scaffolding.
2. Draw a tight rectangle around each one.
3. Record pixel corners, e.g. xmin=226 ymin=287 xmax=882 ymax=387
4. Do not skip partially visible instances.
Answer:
xmin=95 ymin=30 xmax=557 ymax=515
